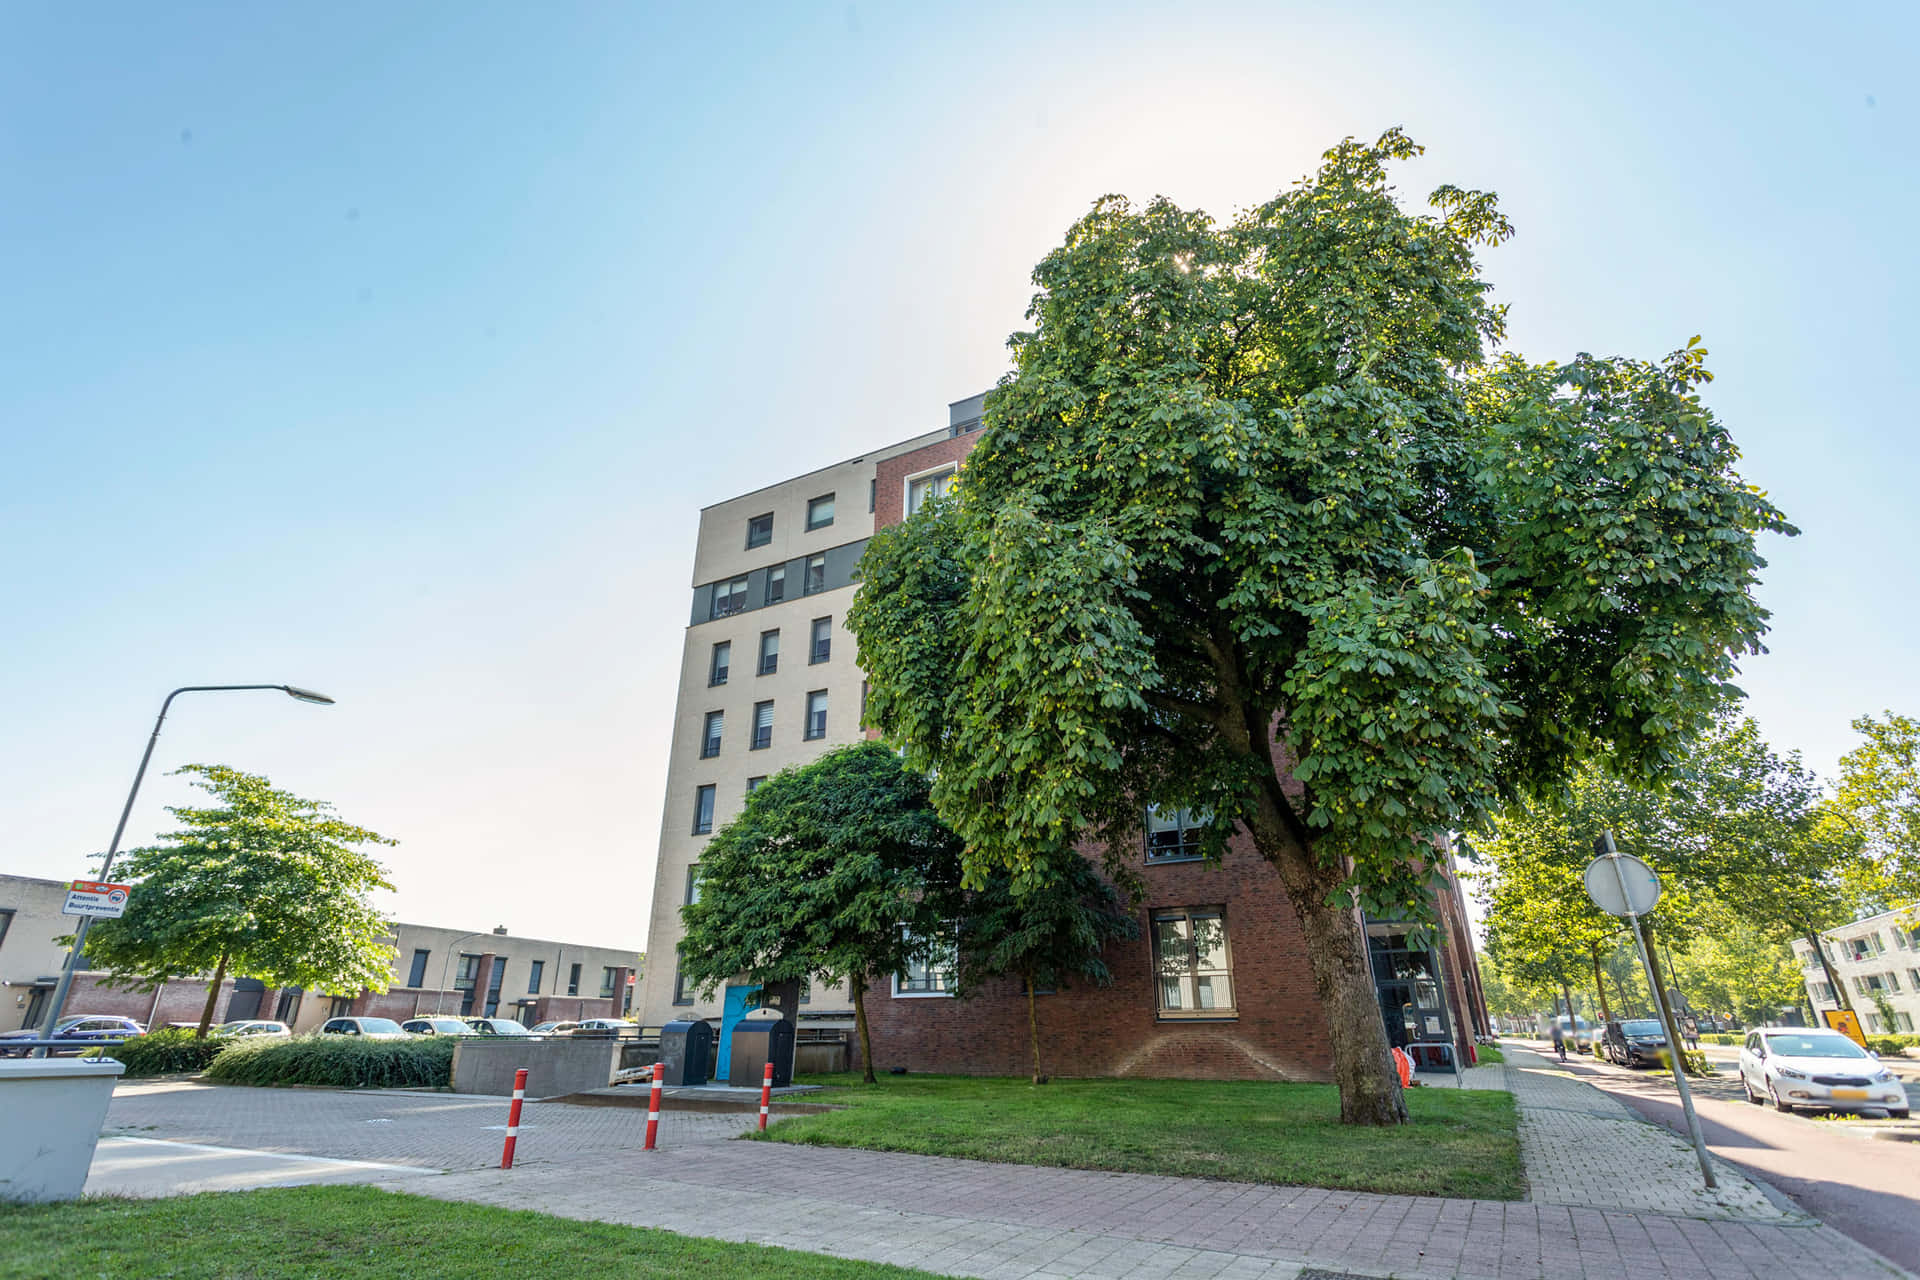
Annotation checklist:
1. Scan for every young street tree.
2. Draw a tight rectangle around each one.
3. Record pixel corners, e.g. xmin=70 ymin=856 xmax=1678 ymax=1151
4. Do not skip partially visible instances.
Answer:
xmin=83 ymin=765 xmax=397 ymax=1037
xmin=955 ymin=858 xmax=1138 ymax=1084
xmin=677 ymin=743 xmax=966 ymax=1084
xmin=848 ymin=130 xmax=1791 ymax=1124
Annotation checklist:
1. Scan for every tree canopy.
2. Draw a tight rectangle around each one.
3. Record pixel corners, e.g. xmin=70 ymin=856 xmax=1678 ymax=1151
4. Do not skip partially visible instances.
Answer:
xmin=83 ymin=764 xmax=397 ymax=1036
xmin=849 ymin=130 xmax=1791 ymax=1124
xmin=676 ymin=742 xmax=966 ymax=1083
xmin=1833 ymin=711 xmax=1920 ymax=904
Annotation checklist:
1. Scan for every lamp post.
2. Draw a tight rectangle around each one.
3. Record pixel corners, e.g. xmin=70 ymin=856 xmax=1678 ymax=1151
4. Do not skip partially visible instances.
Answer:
xmin=433 ymin=932 xmax=490 ymax=1016
xmin=33 ymin=685 xmax=334 ymax=1054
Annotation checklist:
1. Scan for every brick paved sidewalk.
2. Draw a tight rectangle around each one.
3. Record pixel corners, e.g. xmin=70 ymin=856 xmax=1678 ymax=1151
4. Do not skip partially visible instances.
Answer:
xmin=99 ymin=1075 xmax=1911 ymax=1278
xmin=1497 ymin=1044 xmax=1786 ymax=1222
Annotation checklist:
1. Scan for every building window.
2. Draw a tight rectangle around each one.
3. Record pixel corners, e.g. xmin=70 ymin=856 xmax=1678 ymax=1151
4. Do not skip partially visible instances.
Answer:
xmin=701 ymin=710 xmax=724 ymax=758
xmin=568 ymin=963 xmax=582 ymax=996
xmin=1145 ymin=806 xmax=1208 ymax=863
xmin=455 ymin=954 xmax=482 ymax=1014
xmin=747 ymin=513 xmax=773 ymax=549
xmin=752 ymin=701 xmax=774 ymax=750
xmin=686 ymin=866 xmax=703 ymax=905
xmin=803 ymin=553 xmax=826 ymax=595
xmin=907 ymin=468 xmax=956 ymax=516
xmin=765 ymin=564 xmax=787 ymax=605
xmin=693 ymin=784 xmax=716 ymax=835
xmin=895 ymin=930 xmax=956 ymax=996
xmin=1910 ymin=968 xmax=1920 ymax=988
xmin=527 ymin=959 xmax=545 ymax=994
xmin=810 ymin=617 xmax=831 ymax=664
xmin=0 ymin=908 xmax=13 ymax=951
xmin=805 ymin=690 xmax=828 ymax=740
xmin=1813 ymin=981 xmax=1835 ymax=1003
xmin=1899 ymin=1011 xmax=1917 ymax=1033
xmin=486 ymin=957 xmax=507 ymax=1017
xmin=868 ymin=478 xmax=877 ymax=512
xmin=746 ymin=775 xmax=766 ymax=795
xmin=807 ymin=494 xmax=835 ymax=530
xmin=404 ymin=948 xmax=430 ymax=988
xmin=712 ymin=576 xmax=748 ymax=619
xmin=758 ymin=629 xmax=780 ymax=675
xmin=1152 ymin=908 xmax=1235 ymax=1018
xmin=709 ymin=641 xmax=731 ymax=686
xmin=673 ymin=963 xmax=693 ymax=1006
xmin=600 ymin=967 xmax=618 ymax=999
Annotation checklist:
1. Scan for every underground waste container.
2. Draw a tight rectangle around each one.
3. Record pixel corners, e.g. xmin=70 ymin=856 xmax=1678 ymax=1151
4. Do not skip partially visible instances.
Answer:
xmin=727 ymin=1010 xmax=794 ymax=1088
xmin=657 ymin=1018 xmax=713 ymax=1086
xmin=0 ymin=1056 xmax=126 ymax=1202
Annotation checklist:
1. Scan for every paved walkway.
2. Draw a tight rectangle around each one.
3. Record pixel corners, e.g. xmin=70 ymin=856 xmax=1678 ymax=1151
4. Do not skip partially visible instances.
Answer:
xmin=1496 ymin=1046 xmax=1785 ymax=1221
xmin=88 ymin=1068 xmax=1912 ymax=1279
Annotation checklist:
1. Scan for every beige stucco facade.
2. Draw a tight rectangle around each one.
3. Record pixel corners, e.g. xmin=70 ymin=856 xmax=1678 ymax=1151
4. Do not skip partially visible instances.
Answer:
xmin=635 ymin=419 xmax=959 ymax=1028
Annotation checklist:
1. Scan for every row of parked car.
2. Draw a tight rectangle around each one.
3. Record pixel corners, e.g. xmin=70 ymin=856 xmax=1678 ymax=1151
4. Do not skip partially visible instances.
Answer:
xmin=0 ymin=1013 xmax=641 ymax=1055
xmin=315 ymin=1015 xmax=638 ymax=1040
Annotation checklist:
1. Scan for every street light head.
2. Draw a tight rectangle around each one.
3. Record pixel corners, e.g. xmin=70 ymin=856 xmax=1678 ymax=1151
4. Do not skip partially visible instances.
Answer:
xmin=282 ymin=686 xmax=335 ymax=705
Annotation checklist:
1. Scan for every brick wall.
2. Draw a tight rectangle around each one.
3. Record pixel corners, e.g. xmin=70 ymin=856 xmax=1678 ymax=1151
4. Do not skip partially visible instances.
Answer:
xmin=61 ymin=974 xmax=301 ymax=1029
xmin=872 ymin=432 xmax=982 ymax=528
xmin=861 ymin=830 xmax=1339 ymax=1082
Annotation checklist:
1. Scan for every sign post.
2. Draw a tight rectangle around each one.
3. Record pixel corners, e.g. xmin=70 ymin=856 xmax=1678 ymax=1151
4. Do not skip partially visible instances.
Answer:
xmin=1583 ymin=832 xmax=1717 ymax=1190
xmin=63 ymin=881 xmax=132 ymax=919
xmin=1822 ymin=1008 xmax=1866 ymax=1048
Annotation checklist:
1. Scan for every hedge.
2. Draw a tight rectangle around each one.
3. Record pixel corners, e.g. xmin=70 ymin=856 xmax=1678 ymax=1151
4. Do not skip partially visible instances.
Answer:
xmin=81 ymin=1028 xmax=230 ymax=1077
xmin=204 ymin=1035 xmax=454 ymax=1089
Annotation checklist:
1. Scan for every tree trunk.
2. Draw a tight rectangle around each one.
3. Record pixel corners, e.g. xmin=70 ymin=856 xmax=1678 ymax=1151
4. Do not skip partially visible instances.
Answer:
xmin=1638 ymin=919 xmax=1693 ymax=1075
xmin=1590 ymin=944 xmax=1613 ymax=1022
xmin=1026 ymin=970 xmax=1041 ymax=1084
xmin=195 ymin=953 xmax=229 ymax=1039
xmin=851 ymin=975 xmax=876 ymax=1085
xmin=1803 ymin=924 xmax=1854 ymax=1015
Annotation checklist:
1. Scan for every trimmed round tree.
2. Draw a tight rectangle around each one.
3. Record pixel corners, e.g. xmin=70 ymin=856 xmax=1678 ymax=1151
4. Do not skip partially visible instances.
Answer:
xmin=677 ymin=742 xmax=966 ymax=1083
xmin=848 ymin=130 xmax=1792 ymax=1124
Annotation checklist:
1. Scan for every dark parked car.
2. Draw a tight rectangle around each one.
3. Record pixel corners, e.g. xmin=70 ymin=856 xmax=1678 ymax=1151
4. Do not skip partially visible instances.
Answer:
xmin=0 ymin=1014 xmax=145 ymax=1057
xmin=1602 ymin=1018 xmax=1669 ymax=1068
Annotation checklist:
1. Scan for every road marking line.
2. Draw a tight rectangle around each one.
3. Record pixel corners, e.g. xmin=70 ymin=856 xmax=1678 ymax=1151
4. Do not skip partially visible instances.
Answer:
xmin=98 ymin=1136 xmax=432 ymax=1174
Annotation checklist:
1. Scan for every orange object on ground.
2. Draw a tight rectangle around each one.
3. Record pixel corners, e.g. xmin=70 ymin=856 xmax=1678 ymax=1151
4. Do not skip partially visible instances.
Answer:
xmin=1390 ymin=1047 xmax=1413 ymax=1088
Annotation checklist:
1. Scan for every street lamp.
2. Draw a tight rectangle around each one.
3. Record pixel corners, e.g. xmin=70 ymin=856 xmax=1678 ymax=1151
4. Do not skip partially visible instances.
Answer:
xmin=433 ymin=931 xmax=492 ymax=1017
xmin=32 ymin=684 xmax=334 ymax=1053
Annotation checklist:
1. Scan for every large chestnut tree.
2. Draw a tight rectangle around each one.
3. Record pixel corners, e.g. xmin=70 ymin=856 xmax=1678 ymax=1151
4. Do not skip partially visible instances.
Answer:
xmin=848 ymin=131 xmax=1791 ymax=1124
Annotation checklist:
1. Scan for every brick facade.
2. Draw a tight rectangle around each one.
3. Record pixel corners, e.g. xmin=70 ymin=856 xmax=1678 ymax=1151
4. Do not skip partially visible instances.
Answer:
xmin=863 ymin=830 xmax=1338 ymax=1081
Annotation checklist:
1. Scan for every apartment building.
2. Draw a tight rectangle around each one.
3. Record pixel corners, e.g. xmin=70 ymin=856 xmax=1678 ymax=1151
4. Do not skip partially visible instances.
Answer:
xmin=1795 ymin=904 xmax=1920 ymax=1036
xmin=632 ymin=395 xmax=987 ymax=1035
xmin=635 ymin=393 xmax=1489 ymax=1081
xmin=0 ymin=873 xmax=637 ymax=1032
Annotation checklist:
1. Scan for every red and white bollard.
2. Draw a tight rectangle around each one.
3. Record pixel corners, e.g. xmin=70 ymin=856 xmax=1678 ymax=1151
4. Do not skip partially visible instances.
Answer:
xmin=499 ymin=1068 xmax=528 ymax=1169
xmin=758 ymin=1060 xmax=773 ymax=1131
xmin=643 ymin=1061 xmax=664 ymax=1150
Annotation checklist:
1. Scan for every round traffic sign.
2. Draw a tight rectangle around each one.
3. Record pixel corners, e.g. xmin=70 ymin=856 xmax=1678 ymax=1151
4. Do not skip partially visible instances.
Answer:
xmin=1583 ymin=852 xmax=1662 ymax=917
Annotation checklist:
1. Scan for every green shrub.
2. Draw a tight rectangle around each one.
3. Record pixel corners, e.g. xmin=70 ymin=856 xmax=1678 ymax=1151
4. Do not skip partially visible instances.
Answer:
xmin=81 ymin=1028 xmax=229 ymax=1076
xmin=1699 ymin=1033 xmax=1743 ymax=1046
xmin=204 ymin=1035 xmax=454 ymax=1089
xmin=1867 ymin=1034 xmax=1918 ymax=1055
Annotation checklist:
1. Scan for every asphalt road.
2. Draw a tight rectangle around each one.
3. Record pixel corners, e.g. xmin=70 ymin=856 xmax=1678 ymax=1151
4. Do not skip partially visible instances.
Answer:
xmin=1517 ymin=1040 xmax=1920 ymax=1274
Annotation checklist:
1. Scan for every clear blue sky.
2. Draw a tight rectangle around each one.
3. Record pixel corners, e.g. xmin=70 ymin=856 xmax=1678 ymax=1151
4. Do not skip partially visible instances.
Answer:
xmin=3 ymin=2 xmax=1913 ymax=952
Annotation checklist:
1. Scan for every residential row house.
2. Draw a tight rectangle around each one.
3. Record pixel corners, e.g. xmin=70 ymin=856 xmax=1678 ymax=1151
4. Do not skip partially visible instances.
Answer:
xmin=633 ymin=393 xmax=1491 ymax=1080
xmin=0 ymin=872 xmax=638 ymax=1032
xmin=1794 ymin=904 xmax=1920 ymax=1036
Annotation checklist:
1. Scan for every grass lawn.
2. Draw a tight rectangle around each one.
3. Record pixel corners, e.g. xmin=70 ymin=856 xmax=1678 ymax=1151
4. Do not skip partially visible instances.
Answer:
xmin=1475 ymin=1044 xmax=1506 ymax=1064
xmin=761 ymin=1074 xmax=1523 ymax=1200
xmin=0 ymin=1185 xmax=946 ymax=1280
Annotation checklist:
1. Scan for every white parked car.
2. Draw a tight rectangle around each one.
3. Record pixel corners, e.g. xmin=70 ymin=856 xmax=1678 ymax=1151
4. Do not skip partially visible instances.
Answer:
xmin=400 ymin=1017 xmax=475 ymax=1037
xmin=217 ymin=1020 xmax=291 ymax=1037
xmin=1738 ymin=1028 xmax=1909 ymax=1118
xmin=318 ymin=1016 xmax=410 ymax=1040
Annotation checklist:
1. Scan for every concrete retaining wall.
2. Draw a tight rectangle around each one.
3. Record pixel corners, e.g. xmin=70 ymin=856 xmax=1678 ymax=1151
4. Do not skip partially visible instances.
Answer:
xmin=450 ymin=1037 xmax=620 ymax=1099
